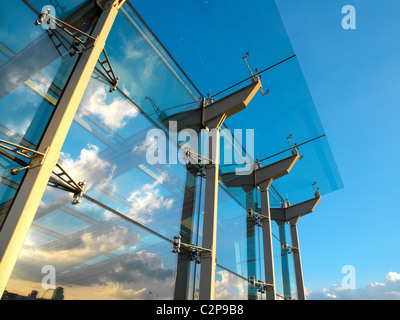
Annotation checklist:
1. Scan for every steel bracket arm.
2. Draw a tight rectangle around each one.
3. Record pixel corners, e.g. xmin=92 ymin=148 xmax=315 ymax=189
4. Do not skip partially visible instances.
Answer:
xmin=255 ymin=153 xmax=299 ymax=190
xmin=202 ymin=79 xmax=261 ymax=130
xmin=285 ymin=191 xmax=321 ymax=222
xmin=220 ymin=150 xmax=299 ymax=191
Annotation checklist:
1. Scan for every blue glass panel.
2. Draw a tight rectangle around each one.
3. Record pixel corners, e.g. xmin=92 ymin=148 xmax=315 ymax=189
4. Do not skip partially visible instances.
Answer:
xmin=0 ymin=0 xmax=97 ymax=230
xmin=216 ymin=185 xmax=247 ymax=277
xmin=129 ymin=0 xmax=295 ymax=96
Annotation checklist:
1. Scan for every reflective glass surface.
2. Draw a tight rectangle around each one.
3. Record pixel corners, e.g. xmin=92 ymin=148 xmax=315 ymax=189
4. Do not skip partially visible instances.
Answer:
xmin=2 ymin=0 xmax=344 ymax=301
xmin=4 ymin=1 xmax=203 ymax=300
xmin=214 ymin=265 xmax=248 ymax=300
xmin=128 ymin=0 xmax=343 ymax=206
xmin=5 ymin=187 xmax=178 ymax=300
xmin=216 ymin=185 xmax=247 ymax=276
xmin=0 ymin=0 xmax=96 ymax=230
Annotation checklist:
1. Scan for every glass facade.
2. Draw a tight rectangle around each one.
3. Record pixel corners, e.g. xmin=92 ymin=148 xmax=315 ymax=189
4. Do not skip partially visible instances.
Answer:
xmin=0 ymin=0 xmax=342 ymax=300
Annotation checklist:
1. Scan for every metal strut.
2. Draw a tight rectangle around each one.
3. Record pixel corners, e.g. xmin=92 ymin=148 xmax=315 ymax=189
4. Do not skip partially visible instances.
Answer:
xmin=35 ymin=8 xmax=97 ymax=57
xmin=96 ymin=49 xmax=120 ymax=92
xmin=172 ymin=235 xmax=212 ymax=264
xmin=287 ymin=134 xmax=303 ymax=158
xmin=242 ymin=52 xmax=269 ymax=96
xmin=0 ymin=139 xmax=48 ymax=175
xmin=50 ymin=163 xmax=86 ymax=205
xmin=0 ymin=139 xmax=85 ymax=205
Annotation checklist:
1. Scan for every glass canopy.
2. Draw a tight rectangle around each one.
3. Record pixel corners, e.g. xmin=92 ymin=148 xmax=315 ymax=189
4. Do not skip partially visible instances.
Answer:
xmin=128 ymin=0 xmax=343 ymax=206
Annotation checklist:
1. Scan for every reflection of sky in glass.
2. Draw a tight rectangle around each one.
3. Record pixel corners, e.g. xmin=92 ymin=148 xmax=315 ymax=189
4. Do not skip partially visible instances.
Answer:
xmin=3 ymin=0 xmax=344 ymax=300
xmin=35 ymin=210 xmax=93 ymax=236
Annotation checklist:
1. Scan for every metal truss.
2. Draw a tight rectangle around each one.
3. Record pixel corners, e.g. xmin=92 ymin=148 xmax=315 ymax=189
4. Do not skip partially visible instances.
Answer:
xmin=0 ymin=139 xmax=85 ymax=205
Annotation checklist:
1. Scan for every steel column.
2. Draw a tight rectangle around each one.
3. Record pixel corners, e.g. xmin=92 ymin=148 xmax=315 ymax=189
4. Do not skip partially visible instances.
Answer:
xmin=289 ymin=217 xmax=305 ymax=300
xmin=260 ymin=188 xmax=276 ymax=300
xmin=246 ymin=189 xmax=258 ymax=300
xmin=174 ymin=164 xmax=198 ymax=300
xmin=199 ymin=129 xmax=220 ymax=300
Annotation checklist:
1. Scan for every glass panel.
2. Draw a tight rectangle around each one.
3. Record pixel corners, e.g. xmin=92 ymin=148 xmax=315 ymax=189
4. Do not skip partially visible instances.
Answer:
xmin=0 ymin=0 xmax=98 ymax=230
xmin=104 ymin=5 xmax=203 ymax=125
xmin=267 ymin=136 xmax=343 ymax=205
xmin=4 ymin=187 xmax=178 ymax=300
xmin=125 ymin=0 xmax=343 ymax=208
xmin=128 ymin=0 xmax=295 ymax=95
xmin=214 ymin=266 xmax=248 ymax=300
xmin=58 ymin=78 xmax=190 ymax=239
xmin=216 ymin=185 xmax=247 ymax=276
xmin=271 ymin=220 xmax=284 ymax=299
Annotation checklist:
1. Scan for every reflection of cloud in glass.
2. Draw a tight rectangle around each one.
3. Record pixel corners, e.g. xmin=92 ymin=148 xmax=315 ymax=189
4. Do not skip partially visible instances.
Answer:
xmin=59 ymin=144 xmax=116 ymax=191
xmin=214 ymin=270 xmax=246 ymax=300
xmin=19 ymin=225 xmax=137 ymax=271
xmin=125 ymin=171 xmax=174 ymax=223
xmin=80 ymin=81 xmax=138 ymax=130
xmin=10 ymin=222 xmax=175 ymax=299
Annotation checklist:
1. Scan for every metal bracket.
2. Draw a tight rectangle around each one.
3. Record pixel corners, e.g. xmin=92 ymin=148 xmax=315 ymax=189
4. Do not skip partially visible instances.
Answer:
xmin=243 ymin=52 xmax=269 ymax=96
xmin=35 ymin=9 xmax=98 ymax=57
xmin=249 ymin=276 xmax=273 ymax=293
xmin=96 ymin=49 xmax=120 ymax=92
xmin=287 ymin=134 xmax=302 ymax=158
xmin=172 ymin=235 xmax=211 ymax=264
xmin=247 ymin=208 xmax=269 ymax=227
xmin=312 ymin=181 xmax=320 ymax=197
xmin=51 ymin=163 xmax=86 ymax=205
xmin=0 ymin=139 xmax=85 ymax=204
xmin=0 ymin=139 xmax=49 ymax=175
xmin=281 ymin=241 xmax=298 ymax=254
xmin=184 ymin=147 xmax=214 ymax=166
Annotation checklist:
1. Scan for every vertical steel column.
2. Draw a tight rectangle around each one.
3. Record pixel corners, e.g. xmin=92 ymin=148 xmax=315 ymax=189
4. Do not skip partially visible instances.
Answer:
xmin=260 ymin=187 xmax=276 ymax=300
xmin=174 ymin=164 xmax=198 ymax=300
xmin=199 ymin=128 xmax=220 ymax=300
xmin=0 ymin=0 xmax=125 ymax=296
xmin=289 ymin=216 xmax=305 ymax=300
xmin=277 ymin=221 xmax=292 ymax=299
xmin=246 ymin=189 xmax=258 ymax=300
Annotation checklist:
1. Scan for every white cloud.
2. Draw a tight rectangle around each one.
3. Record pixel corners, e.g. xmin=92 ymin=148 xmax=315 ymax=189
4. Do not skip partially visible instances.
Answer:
xmin=58 ymin=144 xmax=115 ymax=191
xmin=307 ymin=271 xmax=400 ymax=300
xmin=386 ymin=272 xmax=400 ymax=282
xmin=131 ymin=136 xmax=157 ymax=154
xmin=125 ymin=171 xmax=173 ymax=223
xmin=19 ymin=224 xmax=136 ymax=272
xmin=80 ymin=82 xmax=138 ymax=130
xmin=214 ymin=270 xmax=246 ymax=300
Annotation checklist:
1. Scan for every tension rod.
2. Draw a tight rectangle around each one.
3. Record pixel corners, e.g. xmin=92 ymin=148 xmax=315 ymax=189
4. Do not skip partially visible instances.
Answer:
xmin=242 ymin=52 xmax=269 ymax=96
xmin=286 ymin=134 xmax=303 ymax=158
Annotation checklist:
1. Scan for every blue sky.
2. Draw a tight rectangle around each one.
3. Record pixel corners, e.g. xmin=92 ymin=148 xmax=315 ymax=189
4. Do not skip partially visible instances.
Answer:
xmin=274 ymin=0 xmax=400 ymax=297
